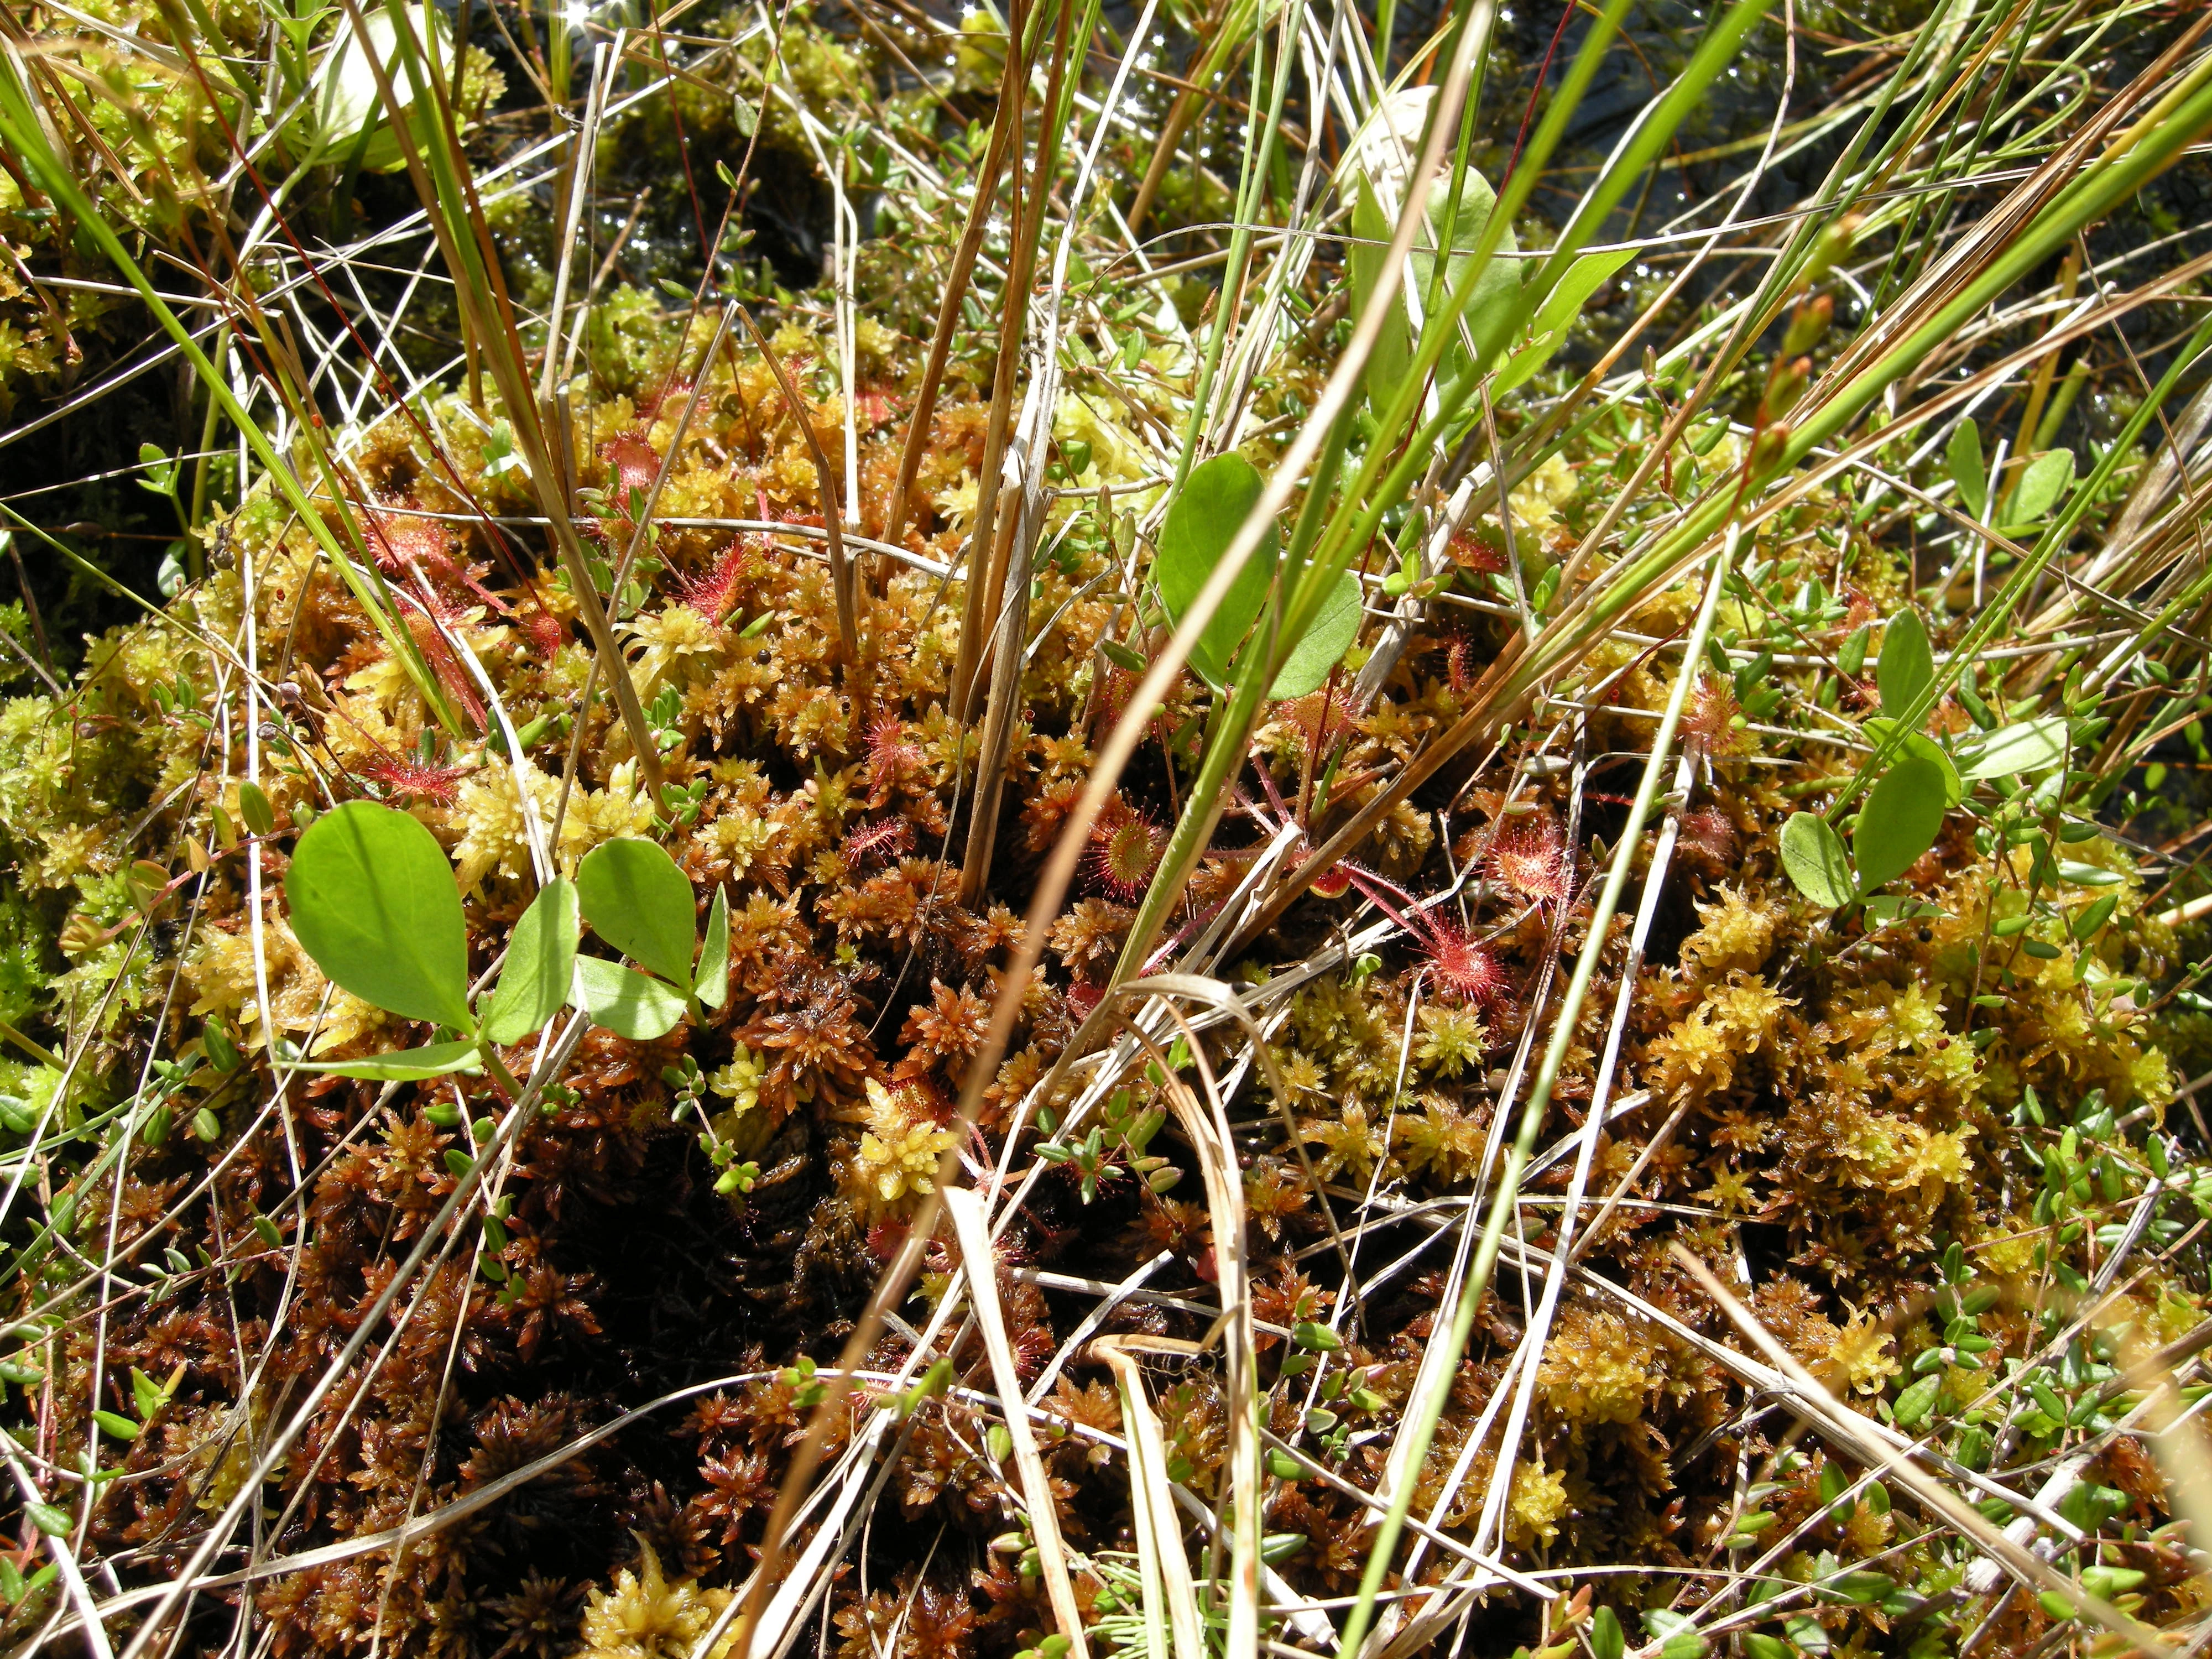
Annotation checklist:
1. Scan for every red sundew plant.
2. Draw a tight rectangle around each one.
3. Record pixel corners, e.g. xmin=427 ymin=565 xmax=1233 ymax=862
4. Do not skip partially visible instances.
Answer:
xmin=518 ymin=607 xmax=568 ymax=657
xmin=680 ymin=542 xmax=752 ymax=624
xmin=842 ymin=816 xmax=915 ymax=867
xmin=1485 ymin=813 xmax=1570 ymax=905
xmin=394 ymin=587 xmax=487 ymax=724
xmin=1087 ymin=798 xmax=1166 ymax=899
xmin=1678 ymin=805 xmax=1739 ymax=867
xmin=1417 ymin=918 xmax=1514 ymax=1007
xmin=365 ymin=508 xmax=465 ymax=586
xmin=357 ymin=754 xmax=471 ymax=805
xmin=865 ymin=716 xmax=925 ymax=806
xmin=600 ymin=432 xmax=661 ymax=498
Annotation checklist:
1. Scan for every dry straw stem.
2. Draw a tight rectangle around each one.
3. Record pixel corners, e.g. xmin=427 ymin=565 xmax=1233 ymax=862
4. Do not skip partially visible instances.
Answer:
xmin=946 ymin=0 xmax=1040 ymax=727
xmin=1124 ymin=1013 xmax=1263 ymax=1657
xmin=1089 ymin=1336 xmax=1209 ymax=1659
xmin=943 ymin=1187 xmax=1091 ymax=1657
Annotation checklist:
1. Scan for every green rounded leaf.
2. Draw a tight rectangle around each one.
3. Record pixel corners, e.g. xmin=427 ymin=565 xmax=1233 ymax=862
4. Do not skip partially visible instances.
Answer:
xmin=1591 ymin=1608 xmax=1624 ymax=1659
xmin=283 ymin=1040 xmax=485 ymax=1081
xmin=285 ymin=801 xmax=472 ymax=1029
xmin=483 ymin=878 xmax=580 ymax=1044
xmin=1269 ymin=571 xmax=1363 ymax=700
xmin=1781 ymin=811 xmax=1854 ymax=909
xmin=570 ymin=955 xmax=687 ymax=1041
xmin=576 ymin=838 xmax=696 ymax=989
xmin=2005 ymin=447 xmax=2075 ymax=525
xmin=1152 ymin=452 xmax=1280 ymax=690
xmin=1853 ymin=755 xmax=1948 ymax=894
xmin=1876 ymin=609 xmax=1933 ymax=719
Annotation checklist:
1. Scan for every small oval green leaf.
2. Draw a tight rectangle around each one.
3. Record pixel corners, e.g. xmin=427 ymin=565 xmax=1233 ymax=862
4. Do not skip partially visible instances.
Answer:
xmin=1268 ymin=571 xmax=1363 ymax=700
xmin=570 ymin=956 xmax=687 ymax=1041
xmin=1892 ymin=1373 xmax=1943 ymax=1430
xmin=1152 ymin=452 xmax=1280 ymax=690
xmin=576 ymin=838 xmax=697 ymax=989
xmin=1876 ymin=609 xmax=1933 ymax=719
xmin=1853 ymin=756 xmax=1948 ymax=893
xmin=285 ymin=801 xmax=473 ymax=1030
xmin=1591 ymin=1607 xmax=1625 ymax=1659
xmin=91 ymin=1408 xmax=140 ymax=1441
xmin=1781 ymin=811 xmax=1854 ymax=908
xmin=2072 ymin=893 xmax=2119 ymax=941
xmin=237 ymin=780 xmax=276 ymax=838
xmin=2005 ymin=448 xmax=2075 ymax=525
xmin=482 ymin=878 xmax=580 ymax=1044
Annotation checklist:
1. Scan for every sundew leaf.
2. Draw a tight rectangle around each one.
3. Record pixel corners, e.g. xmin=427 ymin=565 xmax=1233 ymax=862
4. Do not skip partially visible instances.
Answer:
xmin=2005 ymin=447 xmax=2075 ymax=525
xmin=283 ymin=1040 xmax=484 ymax=1081
xmin=285 ymin=801 xmax=473 ymax=1030
xmin=1781 ymin=812 xmax=1854 ymax=908
xmin=1958 ymin=716 xmax=2069 ymax=780
xmin=1268 ymin=571 xmax=1363 ymax=700
xmin=482 ymin=878 xmax=579 ymax=1045
xmin=576 ymin=838 xmax=696 ymax=989
xmin=1152 ymin=452 xmax=1280 ymax=689
xmin=570 ymin=956 xmax=687 ymax=1042
xmin=1947 ymin=420 xmax=1986 ymax=521
xmin=694 ymin=885 xmax=731 ymax=1011
xmin=1876 ymin=609 xmax=1933 ymax=719
xmin=1854 ymin=756 xmax=1948 ymax=893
